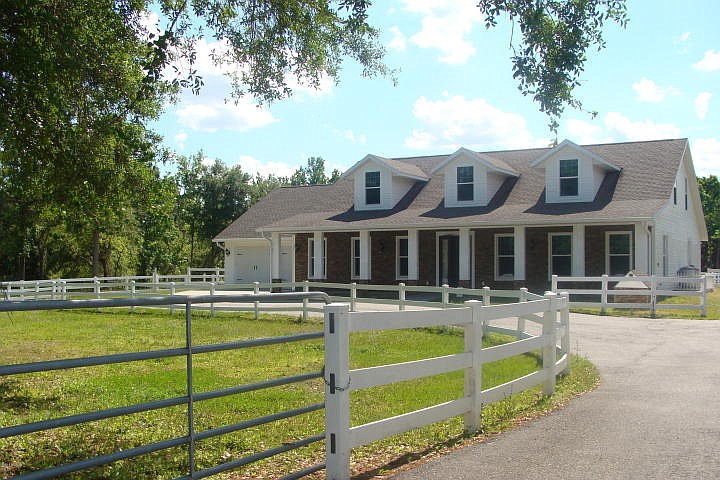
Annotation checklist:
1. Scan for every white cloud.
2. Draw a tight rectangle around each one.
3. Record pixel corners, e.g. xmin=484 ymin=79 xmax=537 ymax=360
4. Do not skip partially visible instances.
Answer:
xmin=388 ymin=26 xmax=407 ymax=52
xmin=693 ymin=50 xmax=720 ymax=72
xmin=692 ymin=138 xmax=720 ymax=177
xmin=399 ymin=1 xmax=482 ymax=64
xmin=678 ymin=32 xmax=690 ymax=42
xmin=176 ymin=98 xmax=276 ymax=133
xmin=604 ymin=112 xmax=682 ymax=141
xmin=564 ymin=119 xmax=607 ymax=145
xmin=694 ymin=92 xmax=712 ymax=120
xmin=342 ymin=130 xmax=367 ymax=144
xmin=174 ymin=130 xmax=188 ymax=149
xmin=404 ymin=95 xmax=540 ymax=150
xmin=236 ymin=155 xmax=297 ymax=178
xmin=632 ymin=78 xmax=679 ymax=103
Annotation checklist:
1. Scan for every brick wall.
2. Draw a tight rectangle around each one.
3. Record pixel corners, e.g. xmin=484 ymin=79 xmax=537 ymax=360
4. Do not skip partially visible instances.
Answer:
xmin=586 ymin=224 xmax=634 ymax=275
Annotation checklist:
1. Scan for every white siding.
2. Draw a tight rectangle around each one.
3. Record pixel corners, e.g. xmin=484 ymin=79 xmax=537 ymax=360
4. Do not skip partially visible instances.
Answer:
xmin=442 ymin=156 xmax=490 ymax=207
xmin=223 ymin=238 xmax=293 ymax=284
xmin=352 ymin=160 xmax=416 ymax=210
xmin=652 ymin=154 xmax=704 ymax=274
xmin=543 ymin=144 xmax=606 ymax=203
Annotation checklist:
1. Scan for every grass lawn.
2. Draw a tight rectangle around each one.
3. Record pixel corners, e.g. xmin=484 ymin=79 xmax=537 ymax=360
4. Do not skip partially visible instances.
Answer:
xmin=0 ymin=309 xmax=598 ymax=479
xmin=572 ymin=287 xmax=720 ymax=320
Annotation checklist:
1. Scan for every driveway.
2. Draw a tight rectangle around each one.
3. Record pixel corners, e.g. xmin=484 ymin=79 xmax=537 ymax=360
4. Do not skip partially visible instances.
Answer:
xmin=391 ymin=314 xmax=720 ymax=479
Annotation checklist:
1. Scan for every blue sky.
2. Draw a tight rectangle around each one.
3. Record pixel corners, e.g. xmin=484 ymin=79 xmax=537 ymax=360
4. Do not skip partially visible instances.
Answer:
xmin=149 ymin=1 xmax=720 ymax=178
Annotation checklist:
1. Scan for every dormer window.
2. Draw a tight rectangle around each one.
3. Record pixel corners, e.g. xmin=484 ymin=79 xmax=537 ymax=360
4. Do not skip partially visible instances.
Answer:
xmin=457 ymin=166 xmax=474 ymax=201
xmin=559 ymin=159 xmax=579 ymax=197
xmin=365 ymin=171 xmax=380 ymax=205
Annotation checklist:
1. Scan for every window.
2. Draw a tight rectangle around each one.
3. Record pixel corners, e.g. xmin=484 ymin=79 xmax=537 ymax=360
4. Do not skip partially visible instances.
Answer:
xmin=351 ymin=237 xmax=361 ymax=278
xmin=365 ymin=171 xmax=380 ymax=205
xmin=684 ymin=177 xmax=688 ymax=210
xmin=559 ymin=159 xmax=579 ymax=197
xmin=308 ymin=237 xmax=327 ymax=278
xmin=396 ymin=236 xmax=409 ymax=278
xmin=456 ymin=166 xmax=474 ymax=202
xmin=606 ymin=232 xmax=632 ymax=275
xmin=673 ymin=181 xmax=677 ymax=205
xmin=495 ymin=234 xmax=514 ymax=280
xmin=549 ymin=233 xmax=572 ymax=277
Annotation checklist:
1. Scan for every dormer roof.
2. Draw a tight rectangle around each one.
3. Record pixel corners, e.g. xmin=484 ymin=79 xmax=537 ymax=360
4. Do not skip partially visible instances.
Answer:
xmin=340 ymin=154 xmax=430 ymax=182
xmin=530 ymin=139 xmax=621 ymax=172
xmin=430 ymin=147 xmax=519 ymax=177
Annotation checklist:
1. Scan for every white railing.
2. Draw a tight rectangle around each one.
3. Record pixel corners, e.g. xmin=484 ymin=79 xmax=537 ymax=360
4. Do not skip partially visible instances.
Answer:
xmin=707 ymin=269 xmax=720 ymax=287
xmin=551 ymin=274 xmax=709 ymax=317
xmin=323 ymin=292 xmax=570 ymax=479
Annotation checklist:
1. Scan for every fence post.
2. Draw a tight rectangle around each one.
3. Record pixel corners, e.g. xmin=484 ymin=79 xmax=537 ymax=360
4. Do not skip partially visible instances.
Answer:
xmin=324 ymin=303 xmax=351 ymax=480
xmin=482 ymin=286 xmax=491 ymax=306
xmin=253 ymin=282 xmax=260 ymax=319
xmin=560 ymin=291 xmax=571 ymax=375
xmin=516 ymin=287 xmax=528 ymax=339
xmin=130 ymin=280 xmax=136 ymax=313
xmin=441 ymin=284 xmax=449 ymax=308
xmin=650 ymin=275 xmax=657 ymax=318
xmin=600 ymin=274 xmax=608 ymax=315
xmin=170 ymin=282 xmax=176 ymax=315
xmin=398 ymin=283 xmax=406 ymax=311
xmin=61 ymin=280 xmax=67 ymax=300
xmin=50 ymin=280 xmax=56 ymax=301
xmin=350 ymin=283 xmax=357 ymax=312
xmin=94 ymin=279 xmax=100 ymax=300
xmin=215 ymin=267 xmax=220 ymax=284
xmin=542 ymin=292 xmax=558 ymax=396
xmin=153 ymin=270 xmax=159 ymax=293
xmin=6 ymin=283 xmax=11 ymax=301
xmin=701 ymin=274 xmax=708 ymax=317
xmin=551 ymin=274 xmax=558 ymax=293
xmin=463 ymin=300 xmax=484 ymax=433
xmin=210 ymin=282 xmax=216 ymax=317
xmin=187 ymin=267 xmax=192 ymax=284
xmin=302 ymin=280 xmax=309 ymax=322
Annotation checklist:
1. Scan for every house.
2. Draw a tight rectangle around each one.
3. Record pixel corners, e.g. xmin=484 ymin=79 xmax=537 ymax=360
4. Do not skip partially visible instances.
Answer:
xmin=214 ymin=139 xmax=708 ymax=292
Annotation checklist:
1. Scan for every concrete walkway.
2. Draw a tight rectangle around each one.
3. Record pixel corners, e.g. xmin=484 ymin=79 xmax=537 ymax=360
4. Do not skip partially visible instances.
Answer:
xmin=391 ymin=314 xmax=720 ymax=479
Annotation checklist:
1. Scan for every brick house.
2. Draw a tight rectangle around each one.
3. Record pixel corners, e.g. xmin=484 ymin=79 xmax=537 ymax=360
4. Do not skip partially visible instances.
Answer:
xmin=214 ymin=139 xmax=707 ymax=293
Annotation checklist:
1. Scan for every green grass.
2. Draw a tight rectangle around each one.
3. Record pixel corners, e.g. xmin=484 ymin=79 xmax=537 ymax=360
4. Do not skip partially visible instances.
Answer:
xmin=0 ymin=309 xmax=598 ymax=479
xmin=572 ymin=287 xmax=720 ymax=319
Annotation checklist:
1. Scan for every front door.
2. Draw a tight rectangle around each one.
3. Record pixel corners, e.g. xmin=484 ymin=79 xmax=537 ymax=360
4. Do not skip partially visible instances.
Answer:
xmin=438 ymin=235 xmax=459 ymax=286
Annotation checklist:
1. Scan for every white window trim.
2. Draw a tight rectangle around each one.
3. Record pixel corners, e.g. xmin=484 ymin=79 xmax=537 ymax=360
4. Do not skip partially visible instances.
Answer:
xmin=365 ymin=171 xmax=381 ymax=206
xmin=548 ymin=232 xmax=573 ymax=279
xmin=494 ymin=233 xmax=515 ymax=281
xmin=605 ymin=231 xmax=633 ymax=275
xmin=559 ymin=158 xmax=579 ymax=199
xmin=456 ymin=165 xmax=474 ymax=203
xmin=308 ymin=238 xmax=327 ymax=279
xmin=396 ymin=236 xmax=409 ymax=280
xmin=350 ymin=237 xmax=361 ymax=279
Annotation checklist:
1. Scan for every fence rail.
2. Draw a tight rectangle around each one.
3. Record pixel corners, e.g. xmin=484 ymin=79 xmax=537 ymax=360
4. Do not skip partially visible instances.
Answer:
xmin=551 ymin=273 xmax=711 ymax=316
xmin=1 ymin=286 xmax=570 ymax=479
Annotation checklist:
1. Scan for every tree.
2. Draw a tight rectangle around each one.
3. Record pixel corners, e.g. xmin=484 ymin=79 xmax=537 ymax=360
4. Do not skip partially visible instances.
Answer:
xmin=289 ymin=157 xmax=341 ymax=186
xmin=699 ymin=175 xmax=720 ymax=269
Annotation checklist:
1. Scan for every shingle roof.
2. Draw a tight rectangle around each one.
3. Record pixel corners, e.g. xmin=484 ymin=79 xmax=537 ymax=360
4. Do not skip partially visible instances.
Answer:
xmin=214 ymin=139 xmax=688 ymax=240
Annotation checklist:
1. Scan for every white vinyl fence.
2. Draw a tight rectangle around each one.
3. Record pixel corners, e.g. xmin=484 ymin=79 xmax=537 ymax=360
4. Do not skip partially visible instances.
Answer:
xmin=551 ymin=274 xmax=710 ymax=316
xmin=324 ymin=292 xmax=570 ymax=479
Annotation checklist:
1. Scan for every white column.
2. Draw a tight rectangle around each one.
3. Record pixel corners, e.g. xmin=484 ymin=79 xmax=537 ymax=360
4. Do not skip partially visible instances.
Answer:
xmin=572 ymin=225 xmax=585 ymax=276
xmin=359 ymin=230 xmax=371 ymax=280
xmin=313 ymin=231 xmax=324 ymax=279
xmin=459 ymin=228 xmax=471 ymax=282
xmin=407 ymin=229 xmax=419 ymax=280
xmin=514 ymin=226 xmax=526 ymax=281
xmin=634 ymin=222 xmax=648 ymax=273
xmin=270 ymin=233 xmax=281 ymax=280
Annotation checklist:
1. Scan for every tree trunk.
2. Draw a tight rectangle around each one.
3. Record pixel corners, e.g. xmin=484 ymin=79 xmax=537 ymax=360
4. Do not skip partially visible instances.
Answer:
xmin=92 ymin=229 xmax=100 ymax=277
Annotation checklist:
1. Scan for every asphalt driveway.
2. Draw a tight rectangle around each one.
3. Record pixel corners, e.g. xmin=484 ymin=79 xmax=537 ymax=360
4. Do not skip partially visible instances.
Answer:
xmin=391 ymin=314 xmax=720 ymax=479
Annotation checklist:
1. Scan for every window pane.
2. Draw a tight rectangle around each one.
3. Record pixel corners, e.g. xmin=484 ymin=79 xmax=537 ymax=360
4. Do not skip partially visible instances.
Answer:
xmin=457 ymin=166 xmax=473 ymax=183
xmin=353 ymin=257 xmax=360 ymax=277
xmin=552 ymin=256 xmax=572 ymax=276
xmin=353 ymin=238 xmax=360 ymax=255
xmin=498 ymin=257 xmax=514 ymax=277
xmin=560 ymin=178 xmax=578 ymax=196
xmin=366 ymin=187 xmax=380 ymax=204
xmin=552 ymin=235 xmax=572 ymax=255
xmin=609 ymin=256 xmax=630 ymax=275
xmin=365 ymin=171 xmax=380 ymax=187
xmin=609 ymin=234 xmax=630 ymax=254
xmin=398 ymin=238 xmax=408 ymax=256
xmin=457 ymin=183 xmax=474 ymax=201
xmin=399 ymin=257 xmax=409 ymax=277
xmin=559 ymin=159 xmax=578 ymax=177
xmin=498 ymin=236 xmax=514 ymax=255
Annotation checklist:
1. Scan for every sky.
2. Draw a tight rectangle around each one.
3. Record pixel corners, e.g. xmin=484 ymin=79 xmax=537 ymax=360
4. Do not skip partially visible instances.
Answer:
xmin=149 ymin=1 xmax=720 ymax=179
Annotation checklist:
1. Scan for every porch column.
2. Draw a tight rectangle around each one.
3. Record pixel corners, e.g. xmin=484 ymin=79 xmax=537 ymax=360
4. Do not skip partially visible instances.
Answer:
xmin=407 ymin=229 xmax=419 ymax=281
xmin=572 ymin=225 xmax=585 ymax=276
xmin=458 ymin=228 xmax=471 ymax=285
xmin=359 ymin=230 xmax=371 ymax=280
xmin=313 ymin=231 xmax=324 ymax=279
xmin=270 ymin=233 xmax=281 ymax=281
xmin=514 ymin=226 xmax=526 ymax=281
xmin=634 ymin=222 xmax=648 ymax=273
